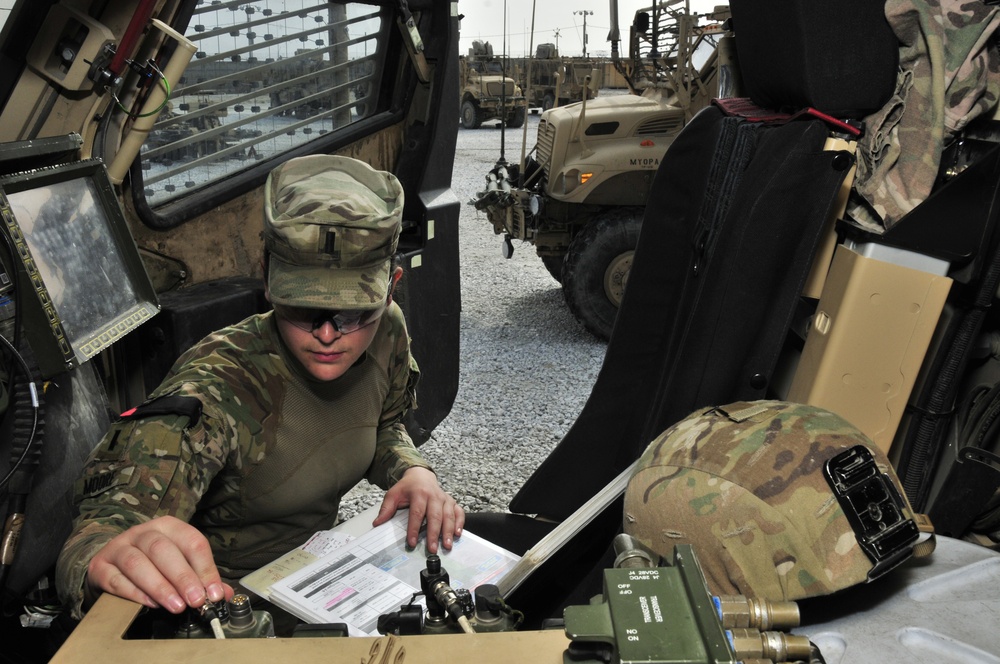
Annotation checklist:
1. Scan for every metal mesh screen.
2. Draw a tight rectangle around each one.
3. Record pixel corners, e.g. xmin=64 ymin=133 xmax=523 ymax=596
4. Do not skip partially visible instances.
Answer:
xmin=138 ymin=1 xmax=386 ymax=207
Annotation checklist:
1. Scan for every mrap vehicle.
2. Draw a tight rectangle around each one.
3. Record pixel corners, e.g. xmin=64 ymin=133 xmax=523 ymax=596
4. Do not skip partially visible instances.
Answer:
xmin=0 ymin=1 xmax=999 ymax=663
xmin=458 ymin=39 xmax=527 ymax=129
xmin=513 ymin=43 xmax=602 ymax=112
xmin=473 ymin=1 xmax=730 ymax=340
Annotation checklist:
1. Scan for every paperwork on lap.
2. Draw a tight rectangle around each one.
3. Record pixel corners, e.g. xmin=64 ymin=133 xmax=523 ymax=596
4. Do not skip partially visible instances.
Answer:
xmin=240 ymin=507 xmax=520 ymax=636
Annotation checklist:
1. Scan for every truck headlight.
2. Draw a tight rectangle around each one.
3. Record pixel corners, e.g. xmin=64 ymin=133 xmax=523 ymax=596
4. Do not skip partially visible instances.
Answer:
xmin=553 ymin=169 xmax=580 ymax=195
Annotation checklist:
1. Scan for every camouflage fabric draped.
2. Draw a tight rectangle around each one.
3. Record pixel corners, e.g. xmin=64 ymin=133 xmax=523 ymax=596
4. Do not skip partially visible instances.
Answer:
xmin=849 ymin=0 xmax=1000 ymax=231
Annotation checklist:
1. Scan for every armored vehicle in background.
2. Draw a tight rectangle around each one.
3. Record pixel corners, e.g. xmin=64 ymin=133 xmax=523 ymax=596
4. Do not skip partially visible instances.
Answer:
xmin=472 ymin=1 xmax=731 ymax=339
xmin=459 ymin=40 xmax=527 ymax=129
xmin=516 ymin=43 xmax=602 ymax=111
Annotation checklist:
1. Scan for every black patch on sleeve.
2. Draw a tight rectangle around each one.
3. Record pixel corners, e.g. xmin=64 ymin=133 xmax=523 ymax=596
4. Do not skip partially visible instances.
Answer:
xmin=121 ymin=395 xmax=203 ymax=427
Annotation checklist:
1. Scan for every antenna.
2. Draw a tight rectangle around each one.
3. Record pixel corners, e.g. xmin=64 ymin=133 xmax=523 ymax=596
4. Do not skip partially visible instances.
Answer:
xmin=499 ymin=0 xmax=508 ymax=164
xmin=519 ymin=0 xmax=538 ymax=180
xmin=574 ymin=9 xmax=594 ymax=57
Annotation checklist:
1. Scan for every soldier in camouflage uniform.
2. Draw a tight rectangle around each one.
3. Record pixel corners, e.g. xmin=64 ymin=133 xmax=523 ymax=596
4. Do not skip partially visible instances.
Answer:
xmin=55 ymin=155 xmax=464 ymax=620
xmin=624 ymin=400 xmax=932 ymax=601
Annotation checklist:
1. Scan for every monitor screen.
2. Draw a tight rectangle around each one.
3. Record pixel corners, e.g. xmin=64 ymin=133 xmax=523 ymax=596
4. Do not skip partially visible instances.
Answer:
xmin=0 ymin=159 xmax=159 ymax=377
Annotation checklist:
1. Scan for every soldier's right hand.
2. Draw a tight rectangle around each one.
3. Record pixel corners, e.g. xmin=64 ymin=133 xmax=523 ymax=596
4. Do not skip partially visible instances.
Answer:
xmin=85 ymin=515 xmax=233 ymax=613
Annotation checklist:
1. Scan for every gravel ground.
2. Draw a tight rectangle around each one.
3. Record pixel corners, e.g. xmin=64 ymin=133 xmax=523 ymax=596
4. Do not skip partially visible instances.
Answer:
xmin=340 ymin=113 xmax=607 ymax=519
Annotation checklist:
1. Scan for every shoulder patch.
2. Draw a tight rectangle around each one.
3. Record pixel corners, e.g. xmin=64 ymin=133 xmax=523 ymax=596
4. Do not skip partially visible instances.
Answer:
xmin=120 ymin=395 xmax=203 ymax=426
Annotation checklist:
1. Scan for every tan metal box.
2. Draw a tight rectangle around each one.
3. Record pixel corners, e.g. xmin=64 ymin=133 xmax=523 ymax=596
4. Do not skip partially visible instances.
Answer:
xmin=788 ymin=245 xmax=952 ymax=453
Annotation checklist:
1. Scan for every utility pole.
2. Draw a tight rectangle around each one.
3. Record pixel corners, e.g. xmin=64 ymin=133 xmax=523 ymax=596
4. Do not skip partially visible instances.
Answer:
xmin=573 ymin=10 xmax=593 ymax=57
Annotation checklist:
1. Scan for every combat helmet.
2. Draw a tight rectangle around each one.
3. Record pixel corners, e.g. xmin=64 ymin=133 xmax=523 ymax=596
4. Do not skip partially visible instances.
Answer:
xmin=623 ymin=400 xmax=934 ymax=601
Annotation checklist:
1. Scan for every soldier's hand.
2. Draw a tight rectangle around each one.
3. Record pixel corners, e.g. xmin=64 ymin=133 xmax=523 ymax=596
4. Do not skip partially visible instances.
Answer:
xmin=85 ymin=515 xmax=232 ymax=613
xmin=374 ymin=466 xmax=465 ymax=554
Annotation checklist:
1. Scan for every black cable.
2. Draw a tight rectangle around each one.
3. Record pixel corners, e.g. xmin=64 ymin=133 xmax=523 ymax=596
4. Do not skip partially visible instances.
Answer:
xmin=0 ymin=333 xmax=37 ymax=495
xmin=0 ymin=230 xmax=22 ymax=398
xmin=0 ymin=230 xmax=35 ymax=600
xmin=0 ymin=335 xmax=41 ymax=604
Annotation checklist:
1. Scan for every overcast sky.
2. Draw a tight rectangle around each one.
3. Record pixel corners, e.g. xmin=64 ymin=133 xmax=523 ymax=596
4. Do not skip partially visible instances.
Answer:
xmin=457 ymin=0 xmax=725 ymax=58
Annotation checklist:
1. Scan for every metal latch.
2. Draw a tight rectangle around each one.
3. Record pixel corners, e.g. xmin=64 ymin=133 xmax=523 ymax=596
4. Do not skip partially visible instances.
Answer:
xmin=395 ymin=0 xmax=430 ymax=83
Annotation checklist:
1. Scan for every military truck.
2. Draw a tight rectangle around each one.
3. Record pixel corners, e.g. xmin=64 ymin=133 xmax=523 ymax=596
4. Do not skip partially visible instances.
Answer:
xmin=141 ymin=99 xmax=251 ymax=164
xmin=516 ymin=44 xmax=602 ymax=111
xmin=472 ymin=2 xmax=731 ymax=339
xmin=459 ymin=40 xmax=527 ymax=129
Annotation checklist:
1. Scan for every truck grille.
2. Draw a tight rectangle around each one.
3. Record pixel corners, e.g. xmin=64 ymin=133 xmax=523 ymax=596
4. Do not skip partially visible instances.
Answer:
xmin=636 ymin=116 xmax=684 ymax=135
xmin=536 ymin=119 xmax=555 ymax=171
xmin=486 ymin=81 xmax=515 ymax=97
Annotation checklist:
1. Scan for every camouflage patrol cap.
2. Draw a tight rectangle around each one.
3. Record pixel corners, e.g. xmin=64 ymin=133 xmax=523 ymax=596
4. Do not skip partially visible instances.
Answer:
xmin=264 ymin=154 xmax=404 ymax=309
xmin=623 ymin=400 xmax=923 ymax=602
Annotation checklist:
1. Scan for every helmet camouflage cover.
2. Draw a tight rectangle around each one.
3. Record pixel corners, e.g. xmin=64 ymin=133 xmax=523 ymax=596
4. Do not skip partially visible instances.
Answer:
xmin=623 ymin=400 xmax=924 ymax=601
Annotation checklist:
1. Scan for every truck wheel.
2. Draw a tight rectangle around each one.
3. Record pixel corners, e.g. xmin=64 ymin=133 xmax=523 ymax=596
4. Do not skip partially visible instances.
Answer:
xmin=541 ymin=254 xmax=565 ymax=284
xmin=507 ymin=107 xmax=526 ymax=128
xmin=461 ymin=100 xmax=482 ymax=129
xmin=542 ymin=93 xmax=556 ymax=111
xmin=562 ymin=210 xmax=642 ymax=340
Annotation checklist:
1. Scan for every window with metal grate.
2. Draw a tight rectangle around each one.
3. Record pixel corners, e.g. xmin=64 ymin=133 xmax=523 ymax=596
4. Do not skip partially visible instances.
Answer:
xmin=137 ymin=1 xmax=387 ymax=208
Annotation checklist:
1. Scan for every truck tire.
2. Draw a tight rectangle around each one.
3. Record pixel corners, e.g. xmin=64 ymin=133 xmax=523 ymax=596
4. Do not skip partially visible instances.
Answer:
xmin=562 ymin=210 xmax=642 ymax=340
xmin=507 ymin=106 xmax=526 ymax=128
xmin=541 ymin=254 xmax=565 ymax=283
xmin=461 ymin=100 xmax=482 ymax=129
xmin=542 ymin=93 xmax=556 ymax=111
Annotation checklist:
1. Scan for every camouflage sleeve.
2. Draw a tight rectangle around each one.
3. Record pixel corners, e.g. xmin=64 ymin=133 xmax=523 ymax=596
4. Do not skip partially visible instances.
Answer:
xmin=365 ymin=320 xmax=432 ymax=490
xmin=55 ymin=404 xmax=230 ymax=619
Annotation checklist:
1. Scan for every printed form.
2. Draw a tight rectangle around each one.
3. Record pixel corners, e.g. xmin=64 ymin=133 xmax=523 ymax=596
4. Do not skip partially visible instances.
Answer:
xmin=264 ymin=511 xmax=519 ymax=635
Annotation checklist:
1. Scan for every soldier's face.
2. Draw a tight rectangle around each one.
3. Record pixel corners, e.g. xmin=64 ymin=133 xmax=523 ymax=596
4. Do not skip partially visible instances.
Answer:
xmin=268 ymin=267 xmax=401 ymax=382
xmin=276 ymin=311 xmax=381 ymax=381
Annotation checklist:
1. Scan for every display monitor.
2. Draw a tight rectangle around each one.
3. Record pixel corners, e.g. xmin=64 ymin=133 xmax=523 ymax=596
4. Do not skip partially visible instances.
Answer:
xmin=0 ymin=158 xmax=159 ymax=377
